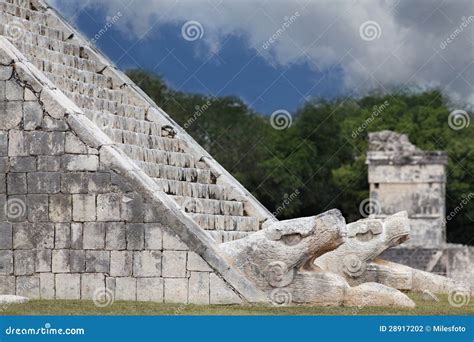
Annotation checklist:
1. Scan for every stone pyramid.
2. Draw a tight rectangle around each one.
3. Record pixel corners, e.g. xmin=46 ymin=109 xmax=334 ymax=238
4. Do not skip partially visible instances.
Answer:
xmin=1 ymin=0 xmax=469 ymax=306
xmin=0 ymin=0 xmax=273 ymax=304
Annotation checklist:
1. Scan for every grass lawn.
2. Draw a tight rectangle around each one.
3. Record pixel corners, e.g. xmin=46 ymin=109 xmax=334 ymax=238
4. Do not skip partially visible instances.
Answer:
xmin=0 ymin=293 xmax=472 ymax=316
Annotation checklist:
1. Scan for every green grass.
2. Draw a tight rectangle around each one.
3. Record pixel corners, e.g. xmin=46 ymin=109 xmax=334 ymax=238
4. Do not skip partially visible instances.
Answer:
xmin=1 ymin=293 xmax=472 ymax=316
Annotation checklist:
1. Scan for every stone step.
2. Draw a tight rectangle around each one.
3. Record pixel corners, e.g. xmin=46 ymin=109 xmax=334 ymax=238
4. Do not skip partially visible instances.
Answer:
xmin=152 ymin=179 xmax=240 ymax=201
xmin=188 ymin=213 xmax=260 ymax=232
xmin=172 ymin=196 xmax=245 ymax=216
xmin=119 ymin=144 xmax=202 ymax=169
xmin=136 ymin=161 xmax=212 ymax=184
xmin=86 ymin=111 xmax=160 ymax=136
xmin=105 ymin=129 xmax=184 ymax=152
xmin=208 ymin=231 xmax=252 ymax=243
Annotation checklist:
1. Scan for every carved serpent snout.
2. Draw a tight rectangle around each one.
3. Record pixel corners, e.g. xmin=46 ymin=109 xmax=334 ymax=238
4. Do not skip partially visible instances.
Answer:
xmin=315 ymin=211 xmax=411 ymax=279
xmin=221 ymin=209 xmax=347 ymax=291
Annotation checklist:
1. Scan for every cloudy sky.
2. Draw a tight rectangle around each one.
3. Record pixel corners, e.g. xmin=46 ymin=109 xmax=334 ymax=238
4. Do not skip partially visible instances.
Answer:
xmin=52 ymin=0 xmax=473 ymax=114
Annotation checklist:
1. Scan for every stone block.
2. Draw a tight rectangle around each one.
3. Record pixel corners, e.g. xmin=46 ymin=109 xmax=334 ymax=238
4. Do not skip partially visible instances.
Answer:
xmin=162 ymin=251 xmax=187 ymax=278
xmin=70 ymin=250 xmax=86 ymax=273
xmin=105 ymin=222 xmax=126 ymax=250
xmin=126 ymin=223 xmax=145 ymax=250
xmin=209 ymin=273 xmax=241 ymax=304
xmin=163 ymin=231 xmax=188 ymax=251
xmin=5 ymin=81 xmax=23 ymax=100
xmin=4 ymin=195 xmax=28 ymax=223
xmin=7 ymin=173 xmax=27 ymax=194
xmin=14 ymin=250 xmax=35 ymax=275
xmin=0 ymin=173 xmax=4 ymax=194
xmin=37 ymin=156 xmax=60 ymax=171
xmin=49 ymin=194 xmax=72 ymax=222
xmin=35 ymin=249 xmax=52 ymax=272
xmin=72 ymin=194 xmax=96 ymax=221
xmin=133 ymin=251 xmax=162 ymax=277
xmin=16 ymin=275 xmax=40 ymax=299
xmin=81 ymin=273 xmax=105 ymax=300
xmin=26 ymin=131 xmax=65 ymax=156
xmin=188 ymin=272 xmax=210 ymax=305
xmin=0 ymin=131 xmax=7 ymax=156
xmin=137 ymin=278 xmax=163 ymax=302
xmin=62 ymin=155 xmax=99 ymax=172
xmin=187 ymin=252 xmax=212 ymax=272
xmin=145 ymin=224 xmax=162 ymax=250
xmin=0 ymin=65 xmax=12 ymax=81
xmin=52 ymin=249 xmax=70 ymax=273
xmin=0 ymin=276 xmax=15 ymax=294
xmin=110 ymin=251 xmax=133 ymax=277
xmin=120 ymin=193 xmax=144 ymax=222
xmin=10 ymin=156 xmax=36 ymax=172
xmin=13 ymin=222 xmax=54 ymax=249
xmin=27 ymin=194 xmax=49 ymax=222
xmin=164 ymin=278 xmax=188 ymax=304
xmin=88 ymin=173 xmax=111 ymax=193
xmin=85 ymin=251 xmax=109 ymax=273
xmin=23 ymin=101 xmax=43 ymax=130
xmin=0 ymin=157 xmax=8 ymax=172
xmin=115 ymin=277 xmax=136 ymax=301
xmin=8 ymin=130 xmax=27 ymax=156
xmin=97 ymin=193 xmax=121 ymax=221
xmin=65 ymin=132 xmax=92 ymax=154
xmin=27 ymin=172 xmax=60 ymax=193
xmin=0 ymin=223 xmax=12 ymax=249
xmin=55 ymin=223 xmax=71 ymax=249
xmin=39 ymin=273 xmax=55 ymax=299
xmin=71 ymin=223 xmax=83 ymax=249
xmin=83 ymin=222 xmax=105 ymax=249
xmin=55 ymin=274 xmax=80 ymax=299
xmin=0 ymin=250 xmax=13 ymax=275
xmin=0 ymin=101 xmax=22 ymax=129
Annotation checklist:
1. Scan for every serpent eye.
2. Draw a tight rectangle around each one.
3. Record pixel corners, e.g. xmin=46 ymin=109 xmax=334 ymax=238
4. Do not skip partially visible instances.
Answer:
xmin=355 ymin=230 xmax=375 ymax=242
xmin=281 ymin=233 xmax=302 ymax=246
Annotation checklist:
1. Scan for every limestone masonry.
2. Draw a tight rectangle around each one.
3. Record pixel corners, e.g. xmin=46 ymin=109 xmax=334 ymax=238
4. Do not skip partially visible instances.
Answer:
xmin=0 ymin=0 xmax=471 ymax=306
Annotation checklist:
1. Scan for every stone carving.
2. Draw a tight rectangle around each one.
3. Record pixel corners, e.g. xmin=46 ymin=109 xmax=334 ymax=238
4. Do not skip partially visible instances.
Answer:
xmin=316 ymin=212 xmax=472 ymax=294
xmin=222 ymin=209 xmax=415 ymax=307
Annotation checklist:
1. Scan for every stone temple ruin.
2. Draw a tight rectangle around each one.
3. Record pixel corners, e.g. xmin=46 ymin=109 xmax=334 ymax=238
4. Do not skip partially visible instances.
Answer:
xmin=367 ymin=130 xmax=474 ymax=287
xmin=0 ymin=0 xmax=471 ymax=307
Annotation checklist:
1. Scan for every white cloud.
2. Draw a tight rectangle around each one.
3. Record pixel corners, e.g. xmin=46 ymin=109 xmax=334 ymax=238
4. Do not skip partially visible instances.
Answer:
xmin=52 ymin=0 xmax=474 ymax=107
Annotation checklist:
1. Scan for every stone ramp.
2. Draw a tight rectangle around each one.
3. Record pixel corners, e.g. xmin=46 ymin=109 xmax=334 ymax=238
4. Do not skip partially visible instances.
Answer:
xmin=0 ymin=0 xmax=275 ymax=244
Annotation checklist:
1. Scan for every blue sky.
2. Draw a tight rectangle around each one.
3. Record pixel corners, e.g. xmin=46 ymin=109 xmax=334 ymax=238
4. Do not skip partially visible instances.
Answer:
xmin=53 ymin=0 xmax=473 ymax=114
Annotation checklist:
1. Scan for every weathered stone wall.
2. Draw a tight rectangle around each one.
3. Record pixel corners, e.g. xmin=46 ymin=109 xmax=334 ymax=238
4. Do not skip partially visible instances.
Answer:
xmin=367 ymin=131 xmax=447 ymax=248
xmin=0 ymin=55 xmax=244 ymax=304
xmin=367 ymin=131 xmax=473 ymax=286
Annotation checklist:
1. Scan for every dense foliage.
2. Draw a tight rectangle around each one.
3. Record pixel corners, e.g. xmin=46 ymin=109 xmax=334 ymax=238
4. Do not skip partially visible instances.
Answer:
xmin=128 ymin=70 xmax=474 ymax=245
